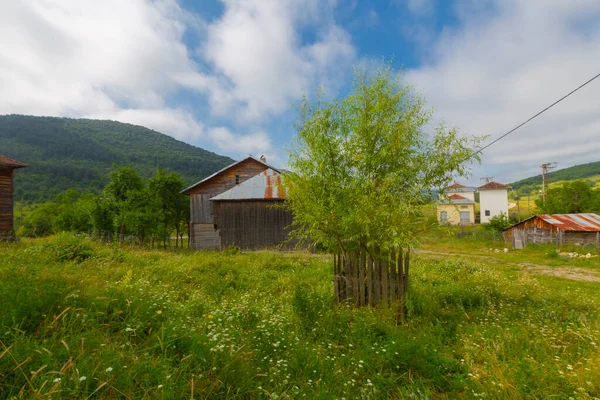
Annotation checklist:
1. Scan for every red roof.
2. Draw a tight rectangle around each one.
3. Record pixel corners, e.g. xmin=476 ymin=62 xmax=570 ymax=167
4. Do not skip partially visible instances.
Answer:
xmin=449 ymin=194 xmax=468 ymax=200
xmin=447 ymin=183 xmax=468 ymax=189
xmin=0 ymin=155 xmax=28 ymax=168
xmin=538 ymin=213 xmax=600 ymax=232
xmin=477 ymin=181 xmax=511 ymax=190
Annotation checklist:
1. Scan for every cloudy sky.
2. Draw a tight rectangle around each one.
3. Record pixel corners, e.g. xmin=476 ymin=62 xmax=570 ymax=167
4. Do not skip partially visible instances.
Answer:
xmin=1 ymin=0 xmax=599 ymax=183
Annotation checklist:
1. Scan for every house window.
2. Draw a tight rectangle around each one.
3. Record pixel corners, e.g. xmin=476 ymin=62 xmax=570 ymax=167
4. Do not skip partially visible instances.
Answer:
xmin=485 ymin=210 xmax=490 ymax=216
xmin=440 ymin=211 xmax=448 ymax=223
xmin=235 ymin=175 xmax=240 ymax=184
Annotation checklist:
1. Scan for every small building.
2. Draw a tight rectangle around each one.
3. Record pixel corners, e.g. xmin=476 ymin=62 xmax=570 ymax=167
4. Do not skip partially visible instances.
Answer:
xmin=478 ymin=181 xmax=511 ymax=223
xmin=504 ymin=213 xmax=600 ymax=249
xmin=182 ymin=155 xmax=287 ymax=250
xmin=0 ymin=155 xmax=28 ymax=239
xmin=437 ymin=183 xmax=476 ymax=225
xmin=211 ymin=168 xmax=294 ymax=249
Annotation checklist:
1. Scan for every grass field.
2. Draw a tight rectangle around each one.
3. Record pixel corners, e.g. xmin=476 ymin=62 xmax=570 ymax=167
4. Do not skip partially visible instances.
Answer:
xmin=1 ymin=234 xmax=599 ymax=399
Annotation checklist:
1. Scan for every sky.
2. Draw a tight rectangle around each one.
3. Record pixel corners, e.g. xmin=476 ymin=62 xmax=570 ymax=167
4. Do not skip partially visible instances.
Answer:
xmin=1 ymin=0 xmax=599 ymax=184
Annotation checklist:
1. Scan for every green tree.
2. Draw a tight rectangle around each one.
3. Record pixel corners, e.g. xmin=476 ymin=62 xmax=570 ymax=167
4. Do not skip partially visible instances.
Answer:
xmin=147 ymin=169 xmax=189 ymax=248
xmin=536 ymin=180 xmax=596 ymax=214
xmin=103 ymin=165 xmax=145 ymax=242
xmin=284 ymin=65 xmax=481 ymax=317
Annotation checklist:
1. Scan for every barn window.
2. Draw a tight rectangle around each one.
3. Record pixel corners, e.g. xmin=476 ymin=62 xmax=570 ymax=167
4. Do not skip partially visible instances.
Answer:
xmin=485 ymin=210 xmax=490 ymax=216
xmin=440 ymin=211 xmax=447 ymax=223
xmin=235 ymin=175 xmax=240 ymax=184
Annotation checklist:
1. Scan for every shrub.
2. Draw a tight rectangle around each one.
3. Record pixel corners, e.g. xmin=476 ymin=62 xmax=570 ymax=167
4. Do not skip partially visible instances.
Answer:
xmin=484 ymin=212 xmax=511 ymax=233
xmin=46 ymin=233 xmax=94 ymax=263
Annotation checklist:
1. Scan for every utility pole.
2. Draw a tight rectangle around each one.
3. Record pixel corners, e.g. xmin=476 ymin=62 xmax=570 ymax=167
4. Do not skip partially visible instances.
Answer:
xmin=540 ymin=162 xmax=557 ymax=203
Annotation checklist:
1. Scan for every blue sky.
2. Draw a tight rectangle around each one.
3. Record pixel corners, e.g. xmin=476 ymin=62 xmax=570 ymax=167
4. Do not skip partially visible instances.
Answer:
xmin=1 ymin=0 xmax=600 ymax=184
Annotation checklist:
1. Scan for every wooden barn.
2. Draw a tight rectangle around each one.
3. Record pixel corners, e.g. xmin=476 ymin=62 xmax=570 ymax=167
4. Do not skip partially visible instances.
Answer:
xmin=0 ymin=155 xmax=28 ymax=239
xmin=211 ymin=168 xmax=294 ymax=249
xmin=182 ymin=156 xmax=293 ymax=250
xmin=503 ymin=213 xmax=600 ymax=250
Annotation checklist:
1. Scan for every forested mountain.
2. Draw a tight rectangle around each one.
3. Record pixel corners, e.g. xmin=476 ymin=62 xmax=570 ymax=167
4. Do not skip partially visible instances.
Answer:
xmin=0 ymin=115 xmax=234 ymax=201
xmin=511 ymin=161 xmax=600 ymax=191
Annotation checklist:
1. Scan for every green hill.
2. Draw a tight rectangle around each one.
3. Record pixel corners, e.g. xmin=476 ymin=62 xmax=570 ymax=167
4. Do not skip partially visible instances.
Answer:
xmin=0 ymin=115 xmax=234 ymax=201
xmin=510 ymin=161 xmax=600 ymax=191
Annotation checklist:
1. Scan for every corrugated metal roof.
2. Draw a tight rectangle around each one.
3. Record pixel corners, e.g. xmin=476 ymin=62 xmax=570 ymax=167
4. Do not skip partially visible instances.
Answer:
xmin=210 ymin=168 xmax=285 ymax=201
xmin=537 ymin=213 xmax=600 ymax=232
xmin=0 ymin=155 xmax=28 ymax=168
xmin=181 ymin=156 xmax=280 ymax=194
xmin=439 ymin=194 xmax=476 ymax=205
xmin=477 ymin=181 xmax=512 ymax=190
xmin=447 ymin=183 xmax=469 ymax=189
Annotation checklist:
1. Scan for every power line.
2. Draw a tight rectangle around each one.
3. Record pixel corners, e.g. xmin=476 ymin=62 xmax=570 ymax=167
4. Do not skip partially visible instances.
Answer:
xmin=473 ymin=72 xmax=600 ymax=156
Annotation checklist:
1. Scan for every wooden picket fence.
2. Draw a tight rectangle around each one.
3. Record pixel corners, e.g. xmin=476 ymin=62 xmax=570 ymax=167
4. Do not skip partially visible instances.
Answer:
xmin=333 ymin=250 xmax=410 ymax=314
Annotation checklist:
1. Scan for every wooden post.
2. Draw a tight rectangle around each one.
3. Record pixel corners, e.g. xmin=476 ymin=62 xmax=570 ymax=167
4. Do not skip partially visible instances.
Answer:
xmin=381 ymin=257 xmax=389 ymax=306
xmin=367 ymin=255 xmax=373 ymax=306
xmin=359 ymin=253 xmax=366 ymax=306
xmin=389 ymin=251 xmax=396 ymax=303
xmin=334 ymin=253 xmax=339 ymax=304
xmin=353 ymin=253 xmax=360 ymax=307
xmin=373 ymin=258 xmax=381 ymax=306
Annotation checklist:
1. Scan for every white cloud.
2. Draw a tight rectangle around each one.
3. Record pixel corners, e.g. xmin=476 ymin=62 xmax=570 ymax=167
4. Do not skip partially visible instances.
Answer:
xmin=0 ymin=0 xmax=356 ymax=160
xmin=405 ymin=0 xmax=600 ymax=183
xmin=202 ymin=0 xmax=355 ymax=119
xmin=208 ymin=126 xmax=284 ymax=166
xmin=0 ymin=0 xmax=207 ymax=139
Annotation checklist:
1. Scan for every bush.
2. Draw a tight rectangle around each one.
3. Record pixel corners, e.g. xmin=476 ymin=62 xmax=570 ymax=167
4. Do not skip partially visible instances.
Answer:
xmin=484 ymin=213 xmax=511 ymax=233
xmin=46 ymin=233 xmax=94 ymax=263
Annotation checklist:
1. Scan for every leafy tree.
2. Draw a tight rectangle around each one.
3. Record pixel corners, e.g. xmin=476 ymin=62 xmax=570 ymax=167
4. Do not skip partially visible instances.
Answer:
xmin=284 ymin=65 xmax=481 ymax=316
xmin=103 ymin=165 xmax=145 ymax=241
xmin=536 ymin=180 xmax=598 ymax=214
xmin=147 ymin=169 xmax=189 ymax=248
xmin=485 ymin=213 xmax=511 ymax=232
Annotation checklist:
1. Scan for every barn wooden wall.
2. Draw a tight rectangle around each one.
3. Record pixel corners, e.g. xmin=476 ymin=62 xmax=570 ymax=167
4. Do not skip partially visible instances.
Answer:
xmin=187 ymin=158 xmax=270 ymax=250
xmin=505 ymin=217 xmax=600 ymax=249
xmin=0 ymin=167 xmax=14 ymax=236
xmin=212 ymin=200 xmax=294 ymax=249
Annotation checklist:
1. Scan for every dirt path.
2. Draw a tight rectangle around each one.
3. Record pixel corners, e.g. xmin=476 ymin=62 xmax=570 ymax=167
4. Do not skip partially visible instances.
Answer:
xmin=415 ymin=249 xmax=600 ymax=283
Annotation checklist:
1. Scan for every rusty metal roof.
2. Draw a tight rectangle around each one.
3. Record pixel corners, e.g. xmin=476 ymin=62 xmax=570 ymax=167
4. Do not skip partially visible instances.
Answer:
xmin=477 ymin=181 xmax=512 ymax=190
xmin=181 ymin=156 xmax=280 ymax=194
xmin=439 ymin=193 xmax=476 ymax=205
xmin=536 ymin=213 xmax=600 ymax=232
xmin=210 ymin=168 xmax=285 ymax=201
xmin=0 ymin=155 xmax=28 ymax=168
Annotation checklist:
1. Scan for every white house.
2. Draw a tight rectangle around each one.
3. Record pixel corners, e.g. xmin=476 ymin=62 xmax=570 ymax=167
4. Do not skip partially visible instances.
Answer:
xmin=445 ymin=183 xmax=476 ymax=201
xmin=477 ymin=181 xmax=511 ymax=223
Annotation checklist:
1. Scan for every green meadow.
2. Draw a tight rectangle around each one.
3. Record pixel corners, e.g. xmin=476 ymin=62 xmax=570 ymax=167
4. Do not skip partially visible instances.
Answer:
xmin=1 ymin=235 xmax=599 ymax=399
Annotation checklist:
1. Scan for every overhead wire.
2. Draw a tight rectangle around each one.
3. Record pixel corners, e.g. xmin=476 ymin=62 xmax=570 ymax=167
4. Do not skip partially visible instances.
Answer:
xmin=472 ymin=72 xmax=600 ymax=156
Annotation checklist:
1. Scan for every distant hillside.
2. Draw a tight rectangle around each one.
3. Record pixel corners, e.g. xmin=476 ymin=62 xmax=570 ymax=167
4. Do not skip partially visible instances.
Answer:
xmin=511 ymin=161 xmax=600 ymax=191
xmin=0 ymin=115 xmax=234 ymax=201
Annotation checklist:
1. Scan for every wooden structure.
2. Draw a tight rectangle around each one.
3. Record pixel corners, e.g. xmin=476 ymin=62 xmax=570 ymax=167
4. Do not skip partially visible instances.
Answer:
xmin=211 ymin=169 xmax=294 ymax=249
xmin=0 ymin=155 xmax=28 ymax=239
xmin=182 ymin=156 xmax=286 ymax=250
xmin=503 ymin=213 xmax=600 ymax=250
xmin=334 ymin=250 xmax=410 ymax=320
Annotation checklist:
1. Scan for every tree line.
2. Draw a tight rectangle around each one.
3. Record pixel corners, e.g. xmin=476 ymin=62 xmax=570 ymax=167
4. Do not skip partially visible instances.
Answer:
xmin=535 ymin=180 xmax=600 ymax=214
xmin=17 ymin=165 xmax=189 ymax=247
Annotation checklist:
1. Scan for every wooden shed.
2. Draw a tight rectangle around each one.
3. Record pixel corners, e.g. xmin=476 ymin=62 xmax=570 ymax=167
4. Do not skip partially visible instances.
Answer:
xmin=503 ymin=213 xmax=600 ymax=250
xmin=182 ymin=156 xmax=280 ymax=249
xmin=211 ymin=168 xmax=294 ymax=249
xmin=0 ymin=155 xmax=28 ymax=239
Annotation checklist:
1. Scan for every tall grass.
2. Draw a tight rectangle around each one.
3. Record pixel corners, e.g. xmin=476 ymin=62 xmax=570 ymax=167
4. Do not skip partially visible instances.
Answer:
xmin=0 ymin=235 xmax=598 ymax=398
